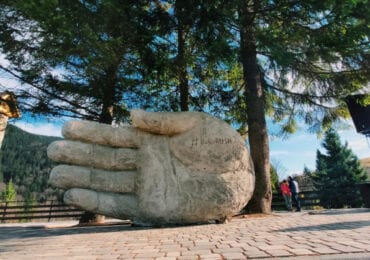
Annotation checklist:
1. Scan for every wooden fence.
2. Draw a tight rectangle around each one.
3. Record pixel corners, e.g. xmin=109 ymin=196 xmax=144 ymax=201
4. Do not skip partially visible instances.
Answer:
xmin=272 ymin=190 xmax=320 ymax=211
xmin=0 ymin=191 xmax=321 ymax=223
xmin=0 ymin=200 xmax=84 ymax=223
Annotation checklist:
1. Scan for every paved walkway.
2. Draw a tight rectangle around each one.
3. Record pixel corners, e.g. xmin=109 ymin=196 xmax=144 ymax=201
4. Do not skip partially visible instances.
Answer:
xmin=0 ymin=208 xmax=369 ymax=259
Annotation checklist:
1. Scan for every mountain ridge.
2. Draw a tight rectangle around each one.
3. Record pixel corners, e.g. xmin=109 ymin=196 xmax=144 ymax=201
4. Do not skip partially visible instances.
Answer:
xmin=0 ymin=124 xmax=62 ymax=201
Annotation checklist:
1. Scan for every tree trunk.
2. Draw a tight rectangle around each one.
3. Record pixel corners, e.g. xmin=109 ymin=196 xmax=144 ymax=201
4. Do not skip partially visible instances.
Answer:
xmin=177 ymin=12 xmax=189 ymax=111
xmin=239 ymin=0 xmax=272 ymax=213
xmin=99 ymin=66 xmax=118 ymax=124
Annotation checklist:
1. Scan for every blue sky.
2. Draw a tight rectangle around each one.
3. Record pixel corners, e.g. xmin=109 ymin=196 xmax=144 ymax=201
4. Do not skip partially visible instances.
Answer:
xmin=269 ymin=125 xmax=370 ymax=179
xmin=10 ymin=115 xmax=370 ymax=181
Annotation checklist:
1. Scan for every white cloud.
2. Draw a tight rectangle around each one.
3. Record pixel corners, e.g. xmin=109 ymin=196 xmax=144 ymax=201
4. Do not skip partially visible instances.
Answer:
xmin=346 ymin=137 xmax=370 ymax=159
xmin=0 ymin=55 xmax=20 ymax=91
xmin=347 ymin=138 xmax=368 ymax=150
xmin=270 ymin=150 xmax=290 ymax=156
xmin=337 ymin=127 xmax=370 ymax=159
xmin=11 ymin=121 xmax=62 ymax=137
xmin=0 ymin=53 xmax=10 ymax=67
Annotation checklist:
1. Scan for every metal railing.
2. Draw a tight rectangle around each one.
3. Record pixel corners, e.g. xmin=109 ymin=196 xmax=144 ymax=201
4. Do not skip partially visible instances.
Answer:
xmin=0 ymin=200 xmax=84 ymax=223
xmin=0 ymin=191 xmax=325 ymax=223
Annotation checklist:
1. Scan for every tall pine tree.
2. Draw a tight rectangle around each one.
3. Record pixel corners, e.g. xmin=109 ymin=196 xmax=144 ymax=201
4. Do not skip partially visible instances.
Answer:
xmin=313 ymin=128 xmax=367 ymax=208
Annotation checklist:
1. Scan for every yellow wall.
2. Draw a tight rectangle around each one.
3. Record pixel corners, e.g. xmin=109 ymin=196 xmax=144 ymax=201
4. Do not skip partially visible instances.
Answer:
xmin=360 ymin=157 xmax=370 ymax=181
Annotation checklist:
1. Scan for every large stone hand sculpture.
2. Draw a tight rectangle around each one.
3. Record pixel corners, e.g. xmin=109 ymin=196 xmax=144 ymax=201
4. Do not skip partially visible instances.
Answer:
xmin=48 ymin=110 xmax=255 ymax=225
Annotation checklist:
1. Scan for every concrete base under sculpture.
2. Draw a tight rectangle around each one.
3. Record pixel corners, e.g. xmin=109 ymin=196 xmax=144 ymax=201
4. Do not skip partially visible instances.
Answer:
xmin=48 ymin=110 xmax=255 ymax=225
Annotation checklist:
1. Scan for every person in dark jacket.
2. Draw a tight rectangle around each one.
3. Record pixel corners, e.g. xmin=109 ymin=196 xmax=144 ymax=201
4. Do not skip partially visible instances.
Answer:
xmin=288 ymin=176 xmax=301 ymax=212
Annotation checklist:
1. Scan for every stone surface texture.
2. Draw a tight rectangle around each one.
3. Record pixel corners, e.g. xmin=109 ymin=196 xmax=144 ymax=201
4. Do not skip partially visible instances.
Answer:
xmin=48 ymin=110 xmax=255 ymax=225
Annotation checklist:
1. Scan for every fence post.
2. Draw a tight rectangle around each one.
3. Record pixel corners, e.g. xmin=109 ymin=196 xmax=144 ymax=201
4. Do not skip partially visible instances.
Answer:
xmin=48 ymin=200 xmax=54 ymax=222
xmin=1 ymin=201 xmax=7 ymax=223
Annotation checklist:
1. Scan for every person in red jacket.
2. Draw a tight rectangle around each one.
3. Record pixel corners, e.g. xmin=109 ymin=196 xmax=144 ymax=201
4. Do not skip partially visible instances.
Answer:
xmin=280 ymin=179 xmax=292 ymax=211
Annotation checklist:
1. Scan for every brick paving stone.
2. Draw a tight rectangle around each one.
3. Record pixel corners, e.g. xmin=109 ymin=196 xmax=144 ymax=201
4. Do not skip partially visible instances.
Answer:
xmin=214 ymin=243 xmax=231 ymax=249
xmin=156 ymin=257 xmax=177 ymax=260
xmin=257 ymin=245 xmax=291 ymax=251
xmin=198 ymin=253 xmax=223 ymax=259
xmin=117 ymin=253 xmax=136 ymax=259
xmin=132 ymin=249 xmax=161 ymax=254
xmin=1 ymin=209 xmax=370 ymax=259
xmin=356 ymin=239 xmax=370 ymax=245
xmin=132 ymin=256 xmax=154 ymax=259
xmin=228 ymin=241 xmax=246 ymax=248
xmin=185 ymin=249 xmax=212 ymax=256
xmin=76 ymin=256 xmax=101 ymax=260
xmin=194 ymin=240 xmax=212 ymax=245
xmin=165 ymin=251 xmax=181 ymax=257
xmin=287 ymin=243 xmax=316 ymax=249
xmin=135 ymin=252 xmax=164 ymax=258
xmin=340 ymin=241 xmax=370 ymax=250
xmin=181 ymin=250 xmax=203 ymax=256
xmin=264 ymin=249 xmax=295 ymax=257
xmin=95 ymin=255 xmax=120 ymax=260
xmin=157 ymin=246 xmax=184 ymax=252
xmin=329 ymin=245 xmax=367 ymax=253
xmin=248 ymin=241 xmax=271 ymax=247
xmin=244 ymin=250 xmax=271 ymax=258
xmin=221 ymin=252 xmax=247 ymax=259
xmin=191 ymin=245 xmax=217 ymax=251
xmin=177 ymin=256 xmax=199 ymax=260
xmin=240 ymin=245 xmax=259 ymax=251
xmin=287 ymin=248 xmax=318 ymax=256
xmin=311 ymin=247 xmax=341 ymax=254
xmin=212 ymin=247 xmax=244 ymax=254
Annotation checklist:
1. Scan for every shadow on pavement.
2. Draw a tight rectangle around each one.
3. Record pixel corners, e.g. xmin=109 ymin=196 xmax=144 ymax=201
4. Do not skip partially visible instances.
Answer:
xmin=0 ymin=220 xmax=216 ymax=241
xmin=0 ymin=222 xmax=154 ymax=240
xmin=278 ymin=220 xmax=370 ymax=232
xmin=308 ymin=208 xmax=370 ymax=215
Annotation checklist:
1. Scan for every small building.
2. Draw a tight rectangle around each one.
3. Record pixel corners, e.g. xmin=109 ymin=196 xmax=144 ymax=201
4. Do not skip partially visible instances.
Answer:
xmin=359 ymin=157 xmax=370 ymax=208
xmin=360 ymin=157 xmax=370 ymax=181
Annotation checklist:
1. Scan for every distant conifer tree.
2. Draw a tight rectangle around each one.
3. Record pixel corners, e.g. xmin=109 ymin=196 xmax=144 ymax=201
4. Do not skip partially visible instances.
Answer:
xmin=313 ymin=128 xmax=367 ymax=208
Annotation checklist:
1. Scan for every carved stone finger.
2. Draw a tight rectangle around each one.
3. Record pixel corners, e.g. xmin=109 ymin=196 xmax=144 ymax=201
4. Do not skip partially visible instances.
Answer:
xmin=47 ymin=140 xmax=137 ymax=170
xmin=64 ymin=188 xmax=139 ymax=220
xmin=131 ymin=109 xmax=202 ymax=136
xmin=62 ymin=120 xmax=139 ymax=148
xmin=49 ymin=165 xmax=136 ymax=193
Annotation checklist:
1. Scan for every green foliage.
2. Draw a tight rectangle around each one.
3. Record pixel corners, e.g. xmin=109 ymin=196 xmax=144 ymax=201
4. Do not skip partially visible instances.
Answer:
xmin=0 ymin=0 xmax=164 ymax=123
xmin=303 ymin=166 xmax=313 ymax=176
xmin=0 ymin=124 xmax=62 ymax=201
xmin=1 ymin=178 xmax=17 ymax=202
xmin=251 ymin=0 xmax=370 ymax=135
xmin=270 ymin=164 xmax=280 ymax=193
xmin=313 ymin=128 xmax=367 ymax=208
xmin=1 ymin=180 xmax=17 ymax=202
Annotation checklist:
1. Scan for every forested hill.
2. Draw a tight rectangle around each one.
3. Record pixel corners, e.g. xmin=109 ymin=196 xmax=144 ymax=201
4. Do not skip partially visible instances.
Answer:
xmin=0 ymin=124 xmax=62 ymax=201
